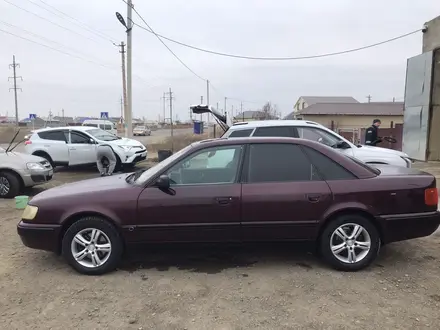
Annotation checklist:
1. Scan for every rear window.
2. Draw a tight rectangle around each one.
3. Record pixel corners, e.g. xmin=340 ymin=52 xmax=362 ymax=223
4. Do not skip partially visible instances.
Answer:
xmin=83 ymin=123 xmax=98 ymax=128
xmin=228 ymin=129 xmax=254 ymax=137
xmin=99 ymin=124 xmax=114 ymax=130
xmin=38 ymin=131 xmax=66 ymax=142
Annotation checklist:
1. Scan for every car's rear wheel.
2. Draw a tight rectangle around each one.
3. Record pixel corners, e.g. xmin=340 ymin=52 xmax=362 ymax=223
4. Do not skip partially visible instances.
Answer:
xmin=320 ymin=214 xmax=380 ymax=271
xmin=0 ymin=171 xmax=21 ymax=199
xmin=62 ymin=216 xmax=123 ymax=275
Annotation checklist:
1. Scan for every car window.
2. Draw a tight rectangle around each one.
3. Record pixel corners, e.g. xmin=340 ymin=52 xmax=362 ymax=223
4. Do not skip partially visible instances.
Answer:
xmin=295 ymin=127 xmax=341 ymax=147
xmin=253 ymin=126 xmax=293 ymax=137
xmin=302 ymin=146 xmax=356 ymax=180
xmin=84 ymin=123 xmax=98 ymax=128
xmin=229 ymin=129 xmax=254 ymax=137
xmin=246 ymin=143 xmax=320 ymax=183
xmin=70 ymin=132 xmax=90 ymax=144
xmin=165 ymin=146 xmax=242 ymax=185
xmin=38 ymin=130 xmax=66 ymax=142
xmin=99 ymin=124 xmax=113 ymax=130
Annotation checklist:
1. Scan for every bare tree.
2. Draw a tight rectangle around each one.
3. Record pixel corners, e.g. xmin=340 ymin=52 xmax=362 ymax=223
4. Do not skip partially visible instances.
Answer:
xmin=258 ymin=102 xmax=278 ymax=120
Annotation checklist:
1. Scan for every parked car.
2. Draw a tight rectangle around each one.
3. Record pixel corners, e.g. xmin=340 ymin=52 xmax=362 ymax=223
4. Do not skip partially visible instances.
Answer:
xmin=190 ymin=105 xmax=412 ymax=168
xmin=17 ymin=137 xmax=440 ymax=275
xmin=0 ymin=146 xmax=53 ymax=198
xmin=82 ymin=119 xmax=118 ymax=136
xmin=133 ymin=126 xmax=151 ymax=136
xmin=24 ymin=126 xmax=147 ymax=168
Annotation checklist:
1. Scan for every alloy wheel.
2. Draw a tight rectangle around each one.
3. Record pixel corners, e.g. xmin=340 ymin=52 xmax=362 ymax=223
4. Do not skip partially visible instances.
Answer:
xmin=330 ymin=223 xmax=371 ymax=264
xmin=0 ymin=176 xmax=10 ymax=196
xmin=71 ymin=228 xmax=112 ymax=268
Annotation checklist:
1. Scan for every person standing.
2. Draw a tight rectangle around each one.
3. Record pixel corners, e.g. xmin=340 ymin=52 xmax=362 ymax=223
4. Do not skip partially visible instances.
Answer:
xmin=365 ymin=119 xmax=382 ymax=146
xmin=96 ymin=144 xmax=117 ymax=176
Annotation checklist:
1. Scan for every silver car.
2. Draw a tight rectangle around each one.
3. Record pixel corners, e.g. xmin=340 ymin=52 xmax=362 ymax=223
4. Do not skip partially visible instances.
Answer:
xmin=0 ymin=146 xmax=53 ymax=198
xmin=133 ymin=126 xmax=151 ymax=136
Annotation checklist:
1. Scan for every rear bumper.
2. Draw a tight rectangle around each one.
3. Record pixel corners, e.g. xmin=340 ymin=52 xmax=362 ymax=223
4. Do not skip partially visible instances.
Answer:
xmin=379 ymin=211 xmax=440 ymax=243
xmin=17 ymin=221 xmax=61 ymax=253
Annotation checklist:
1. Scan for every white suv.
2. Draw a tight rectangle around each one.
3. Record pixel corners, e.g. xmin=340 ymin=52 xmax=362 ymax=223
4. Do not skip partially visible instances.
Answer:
xmin=190 ymin=106 xmax=412 ymax=168
xmin=25 ymin=126 xmax=147 ymax=168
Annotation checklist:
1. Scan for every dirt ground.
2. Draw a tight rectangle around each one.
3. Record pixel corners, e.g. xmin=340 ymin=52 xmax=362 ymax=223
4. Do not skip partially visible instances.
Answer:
xmin=1 ymin=162 xmax=440 ymax=329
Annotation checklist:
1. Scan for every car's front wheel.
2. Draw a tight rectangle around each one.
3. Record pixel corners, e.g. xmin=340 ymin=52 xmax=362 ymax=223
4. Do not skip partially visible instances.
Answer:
xmin=320 ymin=214 xmax=380 ymax=271
xmin=0 ymin=171 xmax=21 ymax=198
xmin=62 ymin=216 xmax=123 ymax=275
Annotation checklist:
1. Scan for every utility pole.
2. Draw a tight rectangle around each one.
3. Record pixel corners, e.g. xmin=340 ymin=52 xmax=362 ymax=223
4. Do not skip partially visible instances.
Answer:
xmin=206 ymin=80 xmax=210 ymax=125
xmin=120 ymin=96 xmax=124 ymax=119
xmin=9 ymin=55 xmax=22 ymax=127
xmin=115 ymin=41 xmax=128 ymax=136
xmin=241 ymin=102 xmax=244 ymax=122
xmin=62 ymin=108 xmax=65 ymax=125
xmin=126 ymin=0 xmax=133 ymax=138
xmin=366 ymin=95 xmax=372 ymax=103
xmin=200 ymin=96 xmax=203 ymax=121
xmin=224 ymin=97 xmax=227 ymax=122
xmin=161 ymin=93 xmax=166 ymax=123
xmin=165 ymin=88 xmax=175 ymax=151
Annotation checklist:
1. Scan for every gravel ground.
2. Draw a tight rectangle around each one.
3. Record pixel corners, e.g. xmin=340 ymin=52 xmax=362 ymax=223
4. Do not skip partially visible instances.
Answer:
xmin=1 ymin=164 xmax=440 ymax=329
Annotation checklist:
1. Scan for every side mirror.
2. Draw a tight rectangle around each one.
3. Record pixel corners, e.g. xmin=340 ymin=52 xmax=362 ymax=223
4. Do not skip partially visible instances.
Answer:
xmin=155 ymin=175 xmax=170 ymax=190
xmin=336 ymin=141 xmax=350 ymax=149
xmin=89 ymin=138 xmax=96 ymax=144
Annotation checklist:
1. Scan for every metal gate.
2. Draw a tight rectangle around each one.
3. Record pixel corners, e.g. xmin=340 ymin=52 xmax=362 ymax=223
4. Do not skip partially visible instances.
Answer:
xmin=402 ymin=51 xmax=433 ymax=161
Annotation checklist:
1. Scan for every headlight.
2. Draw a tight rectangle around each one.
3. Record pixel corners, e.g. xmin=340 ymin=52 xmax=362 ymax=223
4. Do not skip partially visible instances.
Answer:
xmin=118 ymin=145 xmax=132 ymax=151
xmin=22 ymin=205 xmax=38 ymax=220
xmin=26 ymin=162 xmax=45 ymax=170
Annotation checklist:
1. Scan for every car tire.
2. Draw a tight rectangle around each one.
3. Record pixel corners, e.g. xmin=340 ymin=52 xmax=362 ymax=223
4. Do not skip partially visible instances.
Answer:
xmin=0 ymin=171 xmax=21 ymax=199
xmin=62 ymin=216 xmax=123 ymax=275
xmin=320 ymin=214 xmax=380 ymax=271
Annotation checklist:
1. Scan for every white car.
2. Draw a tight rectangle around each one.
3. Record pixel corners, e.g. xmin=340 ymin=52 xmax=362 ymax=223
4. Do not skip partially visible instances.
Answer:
xmin=190 ymin=105 xmax=412 ymax=168
xmin=24 ymin=126 xmax=147 ymax=168
xmin=133 ymin=126 xmax=151 ymax=136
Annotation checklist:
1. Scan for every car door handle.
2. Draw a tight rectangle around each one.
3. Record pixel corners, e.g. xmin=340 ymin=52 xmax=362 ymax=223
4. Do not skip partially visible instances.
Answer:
xmin=69 ymin=148 xmax=76 ymax=150
xmin=215 ymin=197 xmax=233 ymax=205
xmin=307 ymin=194 xmax=321 ymax=203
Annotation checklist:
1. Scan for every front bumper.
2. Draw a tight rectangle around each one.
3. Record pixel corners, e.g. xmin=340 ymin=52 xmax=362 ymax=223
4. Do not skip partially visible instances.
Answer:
xmin=122 ymin=150 xmax=148 ymax=164
xmin=380 ymin=211 xmax=440 ymax=243
xmin=17 ymin=221 xmax=61 ymax=253
xmin=21 ymin=169 xmax=54 ymax=187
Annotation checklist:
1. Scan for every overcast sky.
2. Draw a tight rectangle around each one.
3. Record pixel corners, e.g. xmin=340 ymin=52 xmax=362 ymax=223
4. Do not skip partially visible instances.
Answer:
xmin=0 ymin=0 xmax=438 ymax=121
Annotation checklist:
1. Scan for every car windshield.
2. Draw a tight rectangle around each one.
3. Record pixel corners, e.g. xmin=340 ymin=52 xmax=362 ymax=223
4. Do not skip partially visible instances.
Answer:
xmin=132 ymin=144 xmax=194 ymax=184
xmin=87 ymin=129 xmax=118 ymax=141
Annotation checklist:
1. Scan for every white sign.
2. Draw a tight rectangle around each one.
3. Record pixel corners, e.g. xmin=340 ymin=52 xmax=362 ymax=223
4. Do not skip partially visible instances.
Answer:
xmin=100 ymin=112 xmax=109 ymax=120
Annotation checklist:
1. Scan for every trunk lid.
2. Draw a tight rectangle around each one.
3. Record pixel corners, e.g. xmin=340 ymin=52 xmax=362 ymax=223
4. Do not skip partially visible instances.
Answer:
xmin=190 ymin=105 xmax=230 ymax=131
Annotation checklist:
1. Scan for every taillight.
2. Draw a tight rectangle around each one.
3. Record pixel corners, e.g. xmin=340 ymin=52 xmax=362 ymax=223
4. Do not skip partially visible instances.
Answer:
xmin=24 ymin=140 xmax=32 ymax=145
xmin=425 ymin=188 xmax=438 ymax=206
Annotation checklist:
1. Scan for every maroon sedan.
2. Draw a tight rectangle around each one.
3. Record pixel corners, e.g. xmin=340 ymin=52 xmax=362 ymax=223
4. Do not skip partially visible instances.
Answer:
xmin=18 ymin=137 xmax=440 ymax=275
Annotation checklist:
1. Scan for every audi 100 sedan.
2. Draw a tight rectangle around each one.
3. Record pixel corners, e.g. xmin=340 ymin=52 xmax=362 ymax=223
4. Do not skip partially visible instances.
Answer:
xmin=17 ymin=137 xmax=440 ymax=275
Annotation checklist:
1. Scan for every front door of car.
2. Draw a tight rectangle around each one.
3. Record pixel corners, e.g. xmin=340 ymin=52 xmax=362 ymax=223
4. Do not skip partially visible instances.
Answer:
xmin=240 ymin=143 xmax=333 ymax=241
xmin=136 ymin=145 xmax=244 ymax=243
xmin=66 ymin=131 xmax=97 ymax=165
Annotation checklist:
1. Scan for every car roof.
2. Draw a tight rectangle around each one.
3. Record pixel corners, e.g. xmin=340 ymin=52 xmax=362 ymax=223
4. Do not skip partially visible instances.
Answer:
xmin=228 ymin=120 xmax=322 ymax=130
xmin=33 ymin=126 xmax=96 ymax=133
xmin=191 ymin=136 xmax=318 ymax=149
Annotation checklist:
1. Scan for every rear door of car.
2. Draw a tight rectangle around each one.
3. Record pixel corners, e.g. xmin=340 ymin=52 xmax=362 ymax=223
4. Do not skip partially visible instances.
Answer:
xmin=136 ymin=144 xmax=245 ymax=243
xmin=66 ymin=130 xmax=97 ymax=165
xmin=36 ymin=130 xmax=69 ymax=164
xmin=240 ymin=142 xmax=333 ymax=241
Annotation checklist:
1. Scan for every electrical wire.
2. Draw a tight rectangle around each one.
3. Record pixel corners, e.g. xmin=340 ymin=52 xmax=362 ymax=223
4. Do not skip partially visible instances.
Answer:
xmin=3 ymin=0 xmax=102 ymax=45
xmin=0 ymin=20 xmax=114 ymax=66
xmin=37 ymin=0 xmax=117 ymax=44
xmin=132 ymin=20 xmax=422 ymax=61
xmin=122 ymin=0 xmax=206 ymax=81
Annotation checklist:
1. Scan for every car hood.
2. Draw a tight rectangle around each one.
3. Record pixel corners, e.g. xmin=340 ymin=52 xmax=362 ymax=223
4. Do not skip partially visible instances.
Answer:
xmin=31 ymin=174 xmax=132 ymax=202
xmin=354 ymin=145 xmax=409 ymax=158
xmin=0 ymin=151 xmax=45 ymax=163
xmin=98 ymin=137 xmax=145 ymax=148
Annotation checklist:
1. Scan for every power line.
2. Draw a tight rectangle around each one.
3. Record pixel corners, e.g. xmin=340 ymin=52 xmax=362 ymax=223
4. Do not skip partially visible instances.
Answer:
xmin=122 ymin=0 xmax=205 ymax=81
xmin=132 ymin=19 xmax=422 ymax=61
xmin=37 ymin=0 xmax=117 ymax=44
xmin=3 ymin=0 xmax=102 ymax=45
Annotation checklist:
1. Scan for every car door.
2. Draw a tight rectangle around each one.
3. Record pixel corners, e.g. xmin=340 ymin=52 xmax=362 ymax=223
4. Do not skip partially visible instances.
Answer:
xmin=293 ymin=126 xmax=355 ymax=157
xmin=240 ymin=142 xmax=333 ymax=241
xmin=37 ymin=130 xmax=69 ymax=164
xmin=66 ymin=130 xmax=97 ymax=165
xmin=136 ymin=144 xmax=244 ymax=243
